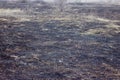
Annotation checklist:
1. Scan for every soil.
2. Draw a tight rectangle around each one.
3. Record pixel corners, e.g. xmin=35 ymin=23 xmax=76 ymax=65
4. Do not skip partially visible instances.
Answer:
xmin=0 ymin=2 xmax=120 ymax=80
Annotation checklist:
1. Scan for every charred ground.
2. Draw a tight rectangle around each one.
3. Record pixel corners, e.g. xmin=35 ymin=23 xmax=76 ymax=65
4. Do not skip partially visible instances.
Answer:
xmin=0 ymin=2 xmax=120 ymax=80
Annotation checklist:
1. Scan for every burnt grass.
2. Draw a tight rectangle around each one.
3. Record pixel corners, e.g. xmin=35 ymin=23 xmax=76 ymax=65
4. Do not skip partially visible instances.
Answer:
xmin=0 ymin=2 xmax=120 ymax=80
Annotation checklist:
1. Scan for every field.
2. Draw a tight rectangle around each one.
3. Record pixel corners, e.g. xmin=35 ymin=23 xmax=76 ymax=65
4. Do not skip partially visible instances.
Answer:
xmin=0 ymin=1 xmax=120 ymax=80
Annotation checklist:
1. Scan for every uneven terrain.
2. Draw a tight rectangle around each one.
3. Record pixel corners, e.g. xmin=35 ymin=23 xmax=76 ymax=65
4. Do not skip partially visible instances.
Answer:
xmin=0 ymin=2 xmax=120 ymax=80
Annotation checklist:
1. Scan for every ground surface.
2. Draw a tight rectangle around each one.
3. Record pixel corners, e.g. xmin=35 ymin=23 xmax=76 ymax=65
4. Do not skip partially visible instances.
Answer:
xmin=0 ymin=2 xmax=120 ymax=80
